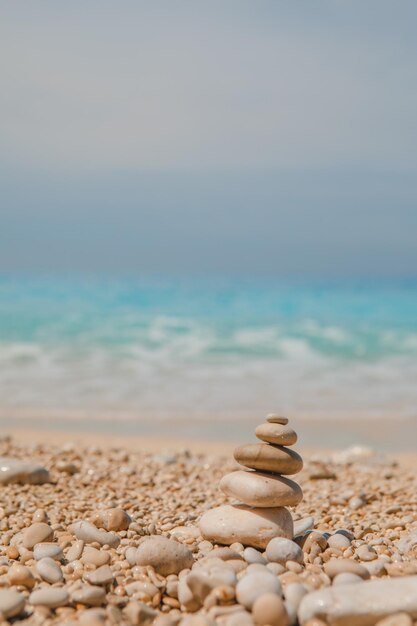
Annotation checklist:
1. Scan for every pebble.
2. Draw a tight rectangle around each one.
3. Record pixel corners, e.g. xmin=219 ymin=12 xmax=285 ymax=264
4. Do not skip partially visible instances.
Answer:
xmin=84 ymin=564 xmax=114 ymax=586
xmin=22 ymin=522 xmax=54 ymax=549
xmin=135 ymin=536 xmax=194 ymax=575
xmin=234 ymin=444 xmax=303 ymax=475
xmin=375 ymin=614 xmax=413 ymax=626
xmin=199 ymin=504 xmax=293 ymax=549
xmin=236 ymin=571 xmax=282 ymax=609
xmin=29 ymin=587 xmax=70 ymax=608
xmin=293 ymin=517 xmax=315 ymax=538
xmin=255 ymin=423 xmax=297 ymax=446
xmin=90 ymin=507 xmax=131 ymax=531
xmin=36 ymin=556 xmax=64 ymax=583
xmin=66 ymin=539 xmax=85 ymax=562
xmin=252 ymin=592 xmax=289 ymax=626
xmin=220 ymin=471 xmax=303 ymax=507
xmin=243 ymin=547 xmax=267 ymax=565
xmin=0 ymin=457 xmax=50 ymax=485
xmin=81 ymin=546 xmax=110 ymax=566
xmin=327 ymin=533 xmax=351 ymax=549
xmin=7 ymin=563 xmax=35 ymax=588
xmin=33 ymin=542 xmax=64 ymax=561
xmin=266 ymin=415 xmax=289 ymax=425
xmin=324 ymin=558 xmax=370 ymax=579
xmin=298 ymin=576 xmax=417 ymax=625
xmin=265 ymin=537 xmax=304 ymax=565
xmin=0 ymin=589 xmax=25 ymax=618
xmin=332 ymin=572 xmax=363 ymax=585
xmin=71 ymin=520 xmax=120 ymax=547
xmin=72 ymin=584 xmax=106 ymax=606
xmin=356 ymin=544 xmax=378 ymax=561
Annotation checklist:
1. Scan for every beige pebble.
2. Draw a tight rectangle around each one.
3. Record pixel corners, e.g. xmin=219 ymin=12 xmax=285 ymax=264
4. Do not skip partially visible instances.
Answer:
xmin=29 ymin=587 xmax=69 ymax=608
xmin=199 ymin=504 xmax=293 ymax=549
xmin=22 ymin=522 xmax=53 ymax=549
xmin=124 ymin=601 xmax=157 ymax=625
xmin=71 ymin=520 xmax=120 ymax=548
xmin=84 ymin=564 xmax=114 ymax=586
xmin=90 ymin=508 xmax=131 ymax=532
xmin=7 ymin=563 xmax=35 ymax=588
xmin=324 ymin=558 xmax=370 ymax=579
xmin=33 ymin=542 xmax=64 ymax=561
xmin=255 ymin=423 xmax=297 ymax=446
xmin=252 ymin=592 xmax=289 ymax=626
xmin=0 ymin=458 xmax=50 ymax=485
xmin=234 ymin=444 xmax=303 ymax=475
xmin=327 ymin=534 xmax=351 ymax=549
xmin=136 ymin=536 xmax=194 ymax=576
xmin=332 ymin=572 xmax=363 ymax=585
xmin=0 ymin=589 xmax=25 ymax=618
xmin=375 ymin=613 xmax=413 ymax=626
xmin=266 ymin=537 xmax=304 ymax=565
xmin=79 ymin=608 xmax=107 ymax=625
xmin=266 ymin=415 xmax=289 ymax=425
xmin=220 ymin=471 xmax=303 ymax=508
xmin=236 ymin=571 xmax=282 ymax=610
xmin=66 ymin=540 xmax=85 ymax=562
xmin=36 ymin=556 xmax=63 ymax=583
xmin=81 ymin=546 xmax=110 ymax=567
xmin=71 ymin=584 xmax=106 ymax=607
xmin=356 ymin=544 xmax=378 ymax=561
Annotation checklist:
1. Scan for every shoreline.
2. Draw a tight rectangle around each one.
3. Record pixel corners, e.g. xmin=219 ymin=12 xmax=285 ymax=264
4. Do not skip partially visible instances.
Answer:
xmin=1 ymin=414 xmax=417 ymax=453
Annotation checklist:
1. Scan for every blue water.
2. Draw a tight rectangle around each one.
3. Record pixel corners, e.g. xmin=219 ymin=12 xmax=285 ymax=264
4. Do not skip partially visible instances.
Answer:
xmin=1 ymin=274 xmax=417 ymax=420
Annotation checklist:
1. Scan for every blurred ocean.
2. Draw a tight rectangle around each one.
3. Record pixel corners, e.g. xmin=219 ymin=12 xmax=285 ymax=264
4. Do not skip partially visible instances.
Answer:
xmin=1 ymin=274 xmax=417 ymax=421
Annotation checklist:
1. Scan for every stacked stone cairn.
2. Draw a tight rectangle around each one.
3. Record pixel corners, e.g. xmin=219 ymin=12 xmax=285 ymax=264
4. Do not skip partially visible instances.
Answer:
xmin=199 ymin=414 xmax=303 ymax=549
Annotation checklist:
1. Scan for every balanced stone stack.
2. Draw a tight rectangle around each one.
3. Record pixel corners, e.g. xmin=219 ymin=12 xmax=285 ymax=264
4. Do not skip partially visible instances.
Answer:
xmin=199 ymin=414 xmax=303 ymax=549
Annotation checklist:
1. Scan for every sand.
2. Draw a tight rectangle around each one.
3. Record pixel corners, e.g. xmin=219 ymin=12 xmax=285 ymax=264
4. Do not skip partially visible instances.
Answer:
xmin=0 ymin=425 xmax=416 ymax=625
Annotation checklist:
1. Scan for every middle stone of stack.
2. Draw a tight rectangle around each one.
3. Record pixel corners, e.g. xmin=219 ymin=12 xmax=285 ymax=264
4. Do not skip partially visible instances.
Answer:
xmin=220 ymin=417 xmax=303 ymax=509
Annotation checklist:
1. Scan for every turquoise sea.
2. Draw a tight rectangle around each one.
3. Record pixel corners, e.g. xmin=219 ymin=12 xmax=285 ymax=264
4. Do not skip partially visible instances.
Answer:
xmin=1 ymin=274 xmax=417 ymax=421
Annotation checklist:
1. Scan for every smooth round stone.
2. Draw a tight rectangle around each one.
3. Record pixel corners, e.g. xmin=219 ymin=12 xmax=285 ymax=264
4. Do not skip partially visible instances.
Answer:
xmin=327 ymin=533 xmax=351 ymax=549
xmin=7 ymin=563 xmax=35 ymax=589
xmin=199 ymin=504 xmax=293 ymax=549
xmin=29 ymin=587 xmax=69 ymax=608
xmin=220 ymin=470 xmax=303 ymax=508
xmin=66 ymin=540 xmax=84 ymax=562
xmin=243 ymin=547 xmax=267 ymax=565
xmin=81 ymin=546 xmax=110 ymax=567
xmin=0 ymin=589 xmax=25 ymax=618
xmin=236 ymin=571 xmax=282 ymax=609
xmin=234 ymin=444 xmax=303 ymax=475
xmin=135 ymin=536 xmax=194 ymax=576
xmin=0 ymin=458 xmax=50 ymax=485
xmin=36 ymin=556 xmax=63 ymax=583
xmin=84 ymin=565 xmax=114 ymax=586
xmin=324 ymin=558 xmax=370 ymax=579
xmin=266 ymin=415 xmax=288 ymax=425
xmin=332 ymin=572 xmax=363 ymax=586
xmin=33 ymin=542 xmax=64 ymax=561
xmin=90 ymin=508 xmax=131 ymax=532
xmin=293 ymin=517 xmax=315 ymax=538
xmin=252 ymin=592 xmax=288 ymax=626
xmin=265 ymin=537 xmax=304 ymax=565
xmin=256 ymin=423 xmax=297 ymax=446
xmin=22 ymin=522 xmax=54 ymax=549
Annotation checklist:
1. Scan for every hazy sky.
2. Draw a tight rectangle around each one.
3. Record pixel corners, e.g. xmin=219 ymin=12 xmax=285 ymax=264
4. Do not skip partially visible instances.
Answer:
xmin=1 ymin=1 xmax=416 ymax=275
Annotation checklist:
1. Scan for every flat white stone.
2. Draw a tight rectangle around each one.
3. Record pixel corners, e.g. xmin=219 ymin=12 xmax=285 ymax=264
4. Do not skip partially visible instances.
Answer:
xmin=298 ymin=576 xmax=417 ymax=625
xmin=199 ymin=504 xmax=293 ymax=549
xmin=135 ymin=536 xmax=194 ymax=576
xmin=220 ymin=470 xmax=302 ymax=507
xmin=0 ymin=458 xmax=50 ymax=485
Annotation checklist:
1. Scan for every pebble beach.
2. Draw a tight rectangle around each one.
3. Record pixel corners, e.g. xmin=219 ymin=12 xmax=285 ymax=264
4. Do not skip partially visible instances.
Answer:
xmin=0 ymin=421 xmax=416 ymax=626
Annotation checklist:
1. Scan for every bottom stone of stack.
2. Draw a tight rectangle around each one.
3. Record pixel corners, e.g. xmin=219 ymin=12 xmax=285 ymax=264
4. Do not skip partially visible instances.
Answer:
xmin=198 ymin=504 xmax=293 ymax=549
